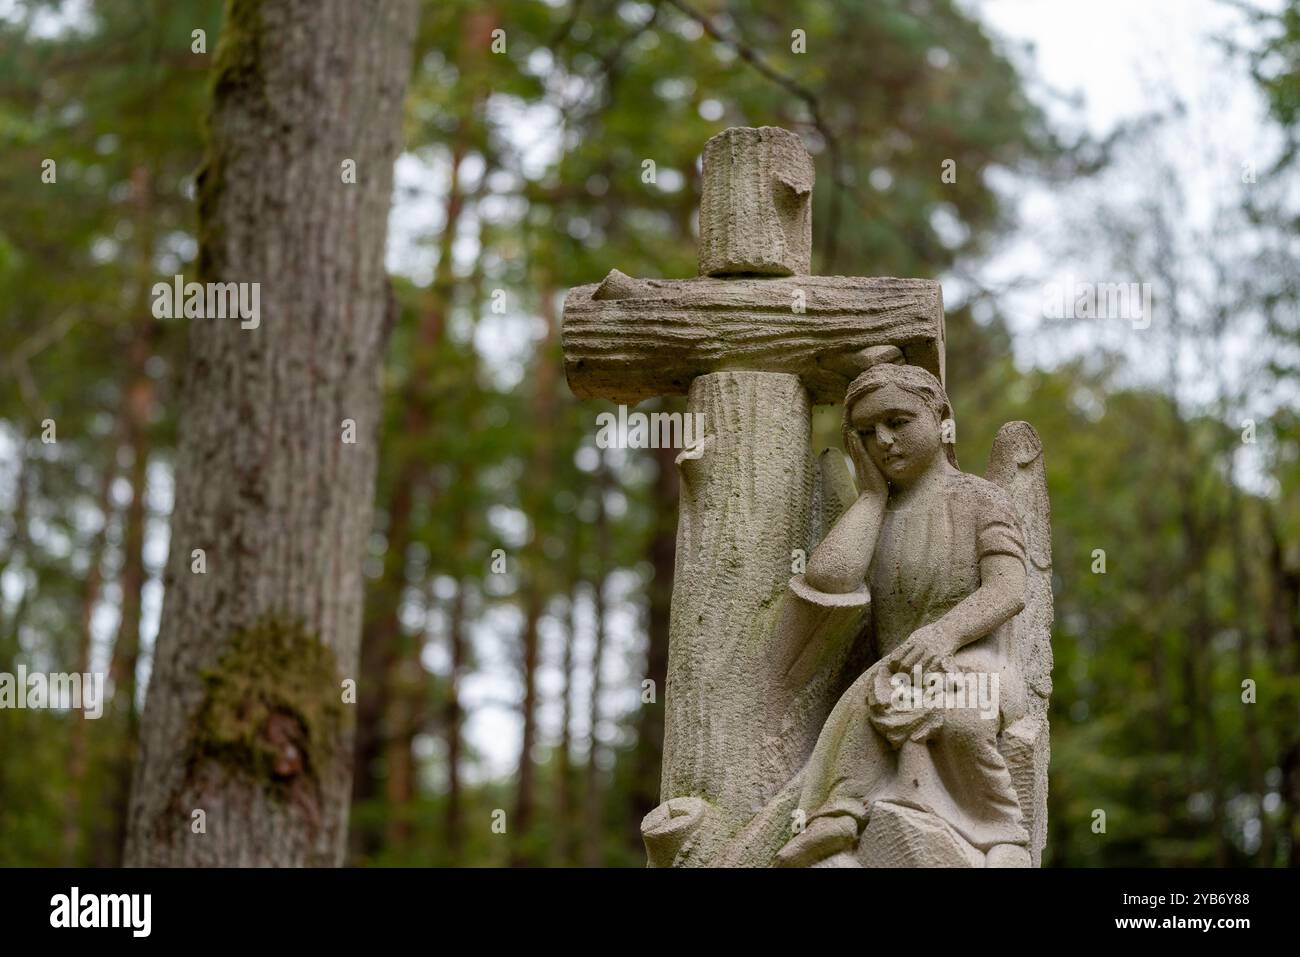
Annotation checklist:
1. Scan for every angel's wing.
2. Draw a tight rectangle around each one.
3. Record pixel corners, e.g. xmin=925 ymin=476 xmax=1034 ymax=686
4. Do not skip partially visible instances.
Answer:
xmin=986 ymin=421 xmax=1054 ymax=866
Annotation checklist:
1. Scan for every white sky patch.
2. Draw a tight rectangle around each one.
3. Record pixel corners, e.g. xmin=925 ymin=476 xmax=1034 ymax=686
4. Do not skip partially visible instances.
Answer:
xmin=386 ymin=150 xmax=454 ymax=286
xmin=960 ymin=0 xmax=1295 ymax=482
xmin=966 ymin=0 xmax=1286 ymax=348
xmin=0 ymin=0 xmax=95 ymax=37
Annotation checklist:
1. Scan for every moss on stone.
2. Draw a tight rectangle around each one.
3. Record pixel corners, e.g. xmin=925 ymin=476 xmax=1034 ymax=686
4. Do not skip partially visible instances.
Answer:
xmin=189 ymin=616 xmax=343 ymax=794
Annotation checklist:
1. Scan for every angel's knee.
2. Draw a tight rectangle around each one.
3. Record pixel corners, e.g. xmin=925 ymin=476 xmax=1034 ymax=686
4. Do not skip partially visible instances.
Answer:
xmin=943 ymin=706 xmax=1000 ymax=751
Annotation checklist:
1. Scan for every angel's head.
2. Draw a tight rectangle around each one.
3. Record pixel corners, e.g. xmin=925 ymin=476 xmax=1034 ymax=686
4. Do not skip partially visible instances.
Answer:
xmin=846 ymin=361 xmax=957 ymax=484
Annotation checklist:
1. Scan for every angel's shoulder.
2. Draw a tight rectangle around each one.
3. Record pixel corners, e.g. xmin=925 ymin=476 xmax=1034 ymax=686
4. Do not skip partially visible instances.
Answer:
xmin=943 ymin=469 xmax=1016 ymax=512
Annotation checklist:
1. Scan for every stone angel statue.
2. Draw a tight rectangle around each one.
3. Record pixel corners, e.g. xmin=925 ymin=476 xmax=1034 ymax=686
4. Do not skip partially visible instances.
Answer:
xmin=639 ymin=347 xmax=1053 ymax=868
xmin=767 ymin=346 xmax=1054 ymax=867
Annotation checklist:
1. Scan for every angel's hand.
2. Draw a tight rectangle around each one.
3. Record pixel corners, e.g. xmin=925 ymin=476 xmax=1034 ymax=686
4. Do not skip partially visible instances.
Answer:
xmin=887 ymin=622 xmax=955 ymax=674
xmin=842 ymin=420 xmax=887 ymax=500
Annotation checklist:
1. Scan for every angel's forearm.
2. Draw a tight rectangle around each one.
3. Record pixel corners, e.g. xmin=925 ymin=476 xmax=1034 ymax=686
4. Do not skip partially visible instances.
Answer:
xmin=934 ymin=554 xmax=1026 ymax=652
xmin=804 ymin=491 xmax=886 ymax=594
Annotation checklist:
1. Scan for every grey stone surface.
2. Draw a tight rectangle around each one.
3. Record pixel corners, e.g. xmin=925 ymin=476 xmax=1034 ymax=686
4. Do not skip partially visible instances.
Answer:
xmin=857 ymin=802 xmax=988 ymax=868
xmin=698 ymin=126 xmax=813 ymax=277
xmin=562 ymin=273 xmax=944 ymax=406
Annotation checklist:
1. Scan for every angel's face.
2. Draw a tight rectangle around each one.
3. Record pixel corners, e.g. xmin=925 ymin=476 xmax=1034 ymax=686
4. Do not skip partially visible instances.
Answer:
xmin=850 ymin=385 xmax=945 ymax=486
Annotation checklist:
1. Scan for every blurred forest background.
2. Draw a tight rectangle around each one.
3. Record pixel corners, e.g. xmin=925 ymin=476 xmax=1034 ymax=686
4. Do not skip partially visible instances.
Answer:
xmin=1 ymin=0 xmax=1298 ymax=866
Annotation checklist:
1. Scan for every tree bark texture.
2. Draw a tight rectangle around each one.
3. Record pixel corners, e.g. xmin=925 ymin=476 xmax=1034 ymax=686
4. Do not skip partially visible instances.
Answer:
xmin=125 ymin=0 xmax=417 ymax=867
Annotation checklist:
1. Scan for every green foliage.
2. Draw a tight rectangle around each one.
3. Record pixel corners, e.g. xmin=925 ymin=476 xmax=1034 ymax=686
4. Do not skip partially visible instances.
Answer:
xmin=1243 ymin=0 xmax=1300 ymax=151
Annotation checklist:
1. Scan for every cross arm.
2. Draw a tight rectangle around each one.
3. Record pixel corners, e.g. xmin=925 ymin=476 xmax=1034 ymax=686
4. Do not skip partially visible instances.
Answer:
xmin=561 ymin=272 xmax=945 ymax=405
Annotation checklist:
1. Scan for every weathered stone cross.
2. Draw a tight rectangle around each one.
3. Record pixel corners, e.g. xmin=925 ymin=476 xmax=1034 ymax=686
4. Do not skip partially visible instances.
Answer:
xmin=561 ymin=127 xmax=948 ymax=865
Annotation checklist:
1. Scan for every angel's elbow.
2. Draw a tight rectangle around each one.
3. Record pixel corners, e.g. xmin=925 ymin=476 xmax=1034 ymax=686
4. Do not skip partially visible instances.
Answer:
xmin=804 ymin=558 xmax=859 ymax=595
xmin=1000 ymin=573 xmax=1026 ymax=619
xmin=996 ymin=563 xmax=1026 ymax=618
xmin=1007 ymin=593 xmax=1026 ymax=619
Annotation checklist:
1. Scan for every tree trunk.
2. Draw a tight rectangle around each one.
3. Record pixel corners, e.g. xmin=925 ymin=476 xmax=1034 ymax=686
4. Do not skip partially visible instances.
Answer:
xmin=511 ymin=275 xmax=561 ymax=866
xmin=101 ymin=318 xmax=156 ymax=867
xmin=351 ymin=532 xmax=399 ymax=857
xmin=1226 ymin=479 xmax=1274 ymax=863
xmin=444 ymin=576 xmax=467 ymax=862
xmin=64 ymin=408 xmax=123 ymax=864
xmin=125 ymin=0 xmax=417 ymax=867
xmin=511 ymin=589 xmax=542 ymax=866
xmin=0 ymin=451 xmax=31 ymax=668
xmin=1173 ymin=453 xmax=1228 ymax=865
xmin=376 ymin=384 xmax=433 ymax=852
xmin=552 ymin=581 xmax=578 ymax=865
xmin=1265 ymin=512 xmax=1300 ymax=865
xmin=583 ymin=460 xmax=611 ymax=866
xmin=371 ymin=135 xmax=469 ymax=854
xmin=382 ymin=647 xmax=417 ymax=848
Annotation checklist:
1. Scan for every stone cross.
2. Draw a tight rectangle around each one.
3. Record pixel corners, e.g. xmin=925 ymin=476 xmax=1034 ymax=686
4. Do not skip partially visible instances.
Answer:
xmin=564 ymin=128 xmax=945 ymax=407
xmin=561 ymin=127 xmax=1048 ymax=868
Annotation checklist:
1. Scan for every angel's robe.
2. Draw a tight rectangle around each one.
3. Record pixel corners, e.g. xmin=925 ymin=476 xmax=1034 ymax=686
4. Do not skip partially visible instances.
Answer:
xmin=790 ymin=468 xmax=1031 ymax=854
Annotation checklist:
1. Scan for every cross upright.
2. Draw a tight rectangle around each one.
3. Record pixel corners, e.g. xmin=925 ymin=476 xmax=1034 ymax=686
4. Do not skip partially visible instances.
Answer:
xmin=561 ymin=127 xmax=948 ymax=866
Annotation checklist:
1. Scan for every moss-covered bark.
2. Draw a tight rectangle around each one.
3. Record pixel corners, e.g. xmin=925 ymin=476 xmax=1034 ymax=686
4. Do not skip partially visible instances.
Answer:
xmin=196 ymin=0 xmax=265 ymax=282
xmin=189 ymin=617 xmax=343 ymax=793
